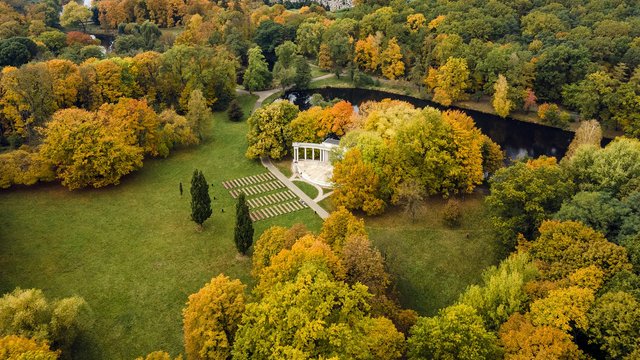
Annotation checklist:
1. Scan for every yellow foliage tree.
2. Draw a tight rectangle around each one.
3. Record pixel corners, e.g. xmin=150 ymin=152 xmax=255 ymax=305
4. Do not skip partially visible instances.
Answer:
xmin=40 ymin=108 xmax=144 ymax=189
xmin=0 ymin=149 xmax=54 ymax=189
xmin=317 ymin=43 xmax=333 ymax=71
xmin=528 ymin=286 xmax=595 ymax=332
xmin=492 ymin=74 xmax=514 ymax=118
xmin=251 ymin=224 xmax=309 ymax=277
xmin=0 ymin=335 xmax=59 ymax=359
xmin=255 ymin=235 xmax=345 ymax=294
xmin=319 ymin=206 xmax=368 ymax=250
xmin=425 ymin=57 xmax=470 ymax=106
xmin=499 ymin=313 xmax=584 ymax=359
xmin=406 ymin=13 xmax=426 ymax=33
xmin=381 ymin=38 xmax=404 ymax=80
xmin=183 ymin=275 xmax=246 ymax=360
xmin=332 ymin=149 xmax=386 ymax=215
xmin=354 ymin=34 xmax=381 ymax=73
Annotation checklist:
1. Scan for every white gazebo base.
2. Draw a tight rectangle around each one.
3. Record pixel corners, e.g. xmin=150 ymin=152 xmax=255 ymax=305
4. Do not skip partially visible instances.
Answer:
xmin=294 ymin=160 xmax=334 ymax=188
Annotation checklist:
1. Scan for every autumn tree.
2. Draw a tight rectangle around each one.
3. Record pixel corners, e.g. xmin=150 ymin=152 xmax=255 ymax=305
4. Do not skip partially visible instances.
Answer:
xmin=234 ymin=193 xmax=253 ymax=255
xmin=186 ymin=89 xmax=211 ymax=141
xmin=492 ymin=74 xmax=513 ymax=118
xmin=319 ymin=207 xmax=367 ymax=250
xmin=0 ymin=335 xmax=59 ymax=359
xmin=233 ymin=265 xmax=404 ymax=359
xmin=319 ymin=100 xmax=355 ymax=137
xmin=407 ymin=304 xmax=502 ymax=360
xmin=317 ymin=43 xmax=333 ymax=71
xmin=0 ymin=288 xmax=91 ymax=354
xmin=1 ymin=63 xmax=56 ymax=142
xmin=289 ymin=106 xmax=324 ymax=143
xmin=332 ymin=149 xmax=385 ymax=215
xmin=60 ymin=1 xmax=91 ymax=32
xmin=396 ymin=178 xmax=425 ymax=220
xmin=246 ymin=100 xmax=299 ymax=160
xmin=40 ymin=108 xmax=144 ymax=190
xmin=528 ymin=286 xmax=594 ymax=332
xmin=425 ymin=57 xmax=470 ymax=106
xmin=190 ymin=169 xmax=212 ymax=230
xmin=354 ymin=34 xmax=381 ymax=73
xmin=0 ymin=149 xmax=54 ymax=188
xmin=381 ymin=38 xmax=404 ymax=80
xmin=183 ymin=275 xmax=246 ymax=360
xmin=254 ymin=235 xmax=345 ymax=294
xmin=564 ymin=120 xmax=602 ymax=159
xmin=251 ymin=224 xmax=309 ymax=277
xmin=341 ymin=235 xmax=390 ymax=297
xmin=498 ymin=313 xmax=584 ymax=359
xmin=529 ymin=220 xmax=631 ymax=281
xmin=243 ymin=46 xmax=271 ymax=93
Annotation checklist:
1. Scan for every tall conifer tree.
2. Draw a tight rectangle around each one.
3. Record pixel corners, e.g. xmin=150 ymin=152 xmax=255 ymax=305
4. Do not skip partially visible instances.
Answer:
xmin=234 ymin=192 xmax=253 ymax=255
xmin=190 ymin=169 xmax=212 ymax=230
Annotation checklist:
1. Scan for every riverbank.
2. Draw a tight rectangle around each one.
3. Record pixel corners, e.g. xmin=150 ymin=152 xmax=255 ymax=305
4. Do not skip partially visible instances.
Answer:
xmin=309 ymin=75 xmax=623 ymax=140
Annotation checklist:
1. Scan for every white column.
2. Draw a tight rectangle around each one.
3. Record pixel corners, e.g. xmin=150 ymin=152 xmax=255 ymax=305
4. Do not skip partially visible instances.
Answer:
xmin=312 ymin=148 xmax=315 ymax=160
xmin=304 ymin=148 xmax=307 ymax=160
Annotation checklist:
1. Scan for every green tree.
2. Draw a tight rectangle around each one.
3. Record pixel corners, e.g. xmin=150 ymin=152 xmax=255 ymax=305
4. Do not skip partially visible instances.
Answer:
xmin=183 ymin=275 xmax=246 ymax=360
xmin=227 ymin=100 xmax=244 ymax=122
xmin=234 ymin=192 xmax=253 ymax=255
xmin=408 ymin=304 xmax=502 ymax=360
xmin=564 ymin=138 xmax=640 ymax=196
xmin=486 ymin=157 xmax=574 ymax=248
xmin=587 ymin=291 xmax=640 ymax=358
xmin=458 ymin=252 xmax=539 ymax=330
xmin=554 ymin=191 xmax=630 ymax=241
xmin=245 ymin=100 xmax=299 ymax=160
xmin=190 ymin=169 xmax=212 ymax=230
xmin=60 ymin=1 xmax=91 ymax=32
xmin=186 ymin=89 xmax=211 ymax=141
xmin=273 ymin=41 xmax=298 ymax=90
xmin=243 ymin=46 xmax=272 ymax=93
xmin=293 ymin=55 xmax=311 ymax=89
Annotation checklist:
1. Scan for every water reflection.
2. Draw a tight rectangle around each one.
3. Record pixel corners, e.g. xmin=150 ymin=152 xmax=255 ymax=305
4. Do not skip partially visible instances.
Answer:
xmin=286 ymin=88 xmax=577 ymax=160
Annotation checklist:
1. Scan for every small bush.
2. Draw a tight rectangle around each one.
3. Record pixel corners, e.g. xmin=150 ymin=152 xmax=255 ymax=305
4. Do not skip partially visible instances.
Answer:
xmin=443 ymin=199 xmax=462 ymax=227
xmin=227 ymin=100 xmax=244 ymax=122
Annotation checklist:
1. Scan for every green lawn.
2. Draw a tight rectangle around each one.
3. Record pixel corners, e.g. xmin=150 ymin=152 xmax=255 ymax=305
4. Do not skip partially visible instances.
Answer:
xmin=365 ymin=193 xmax=502 ymax=316
xmin=0 ymin=94 xmax=323 ymax=359
xmin=293 ymin=180 xmax=318 ymax=199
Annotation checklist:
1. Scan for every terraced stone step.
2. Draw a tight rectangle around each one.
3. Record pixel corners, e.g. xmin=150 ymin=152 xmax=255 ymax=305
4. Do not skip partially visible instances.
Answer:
xmin=222 ymin=172 xmax=275 ymax=190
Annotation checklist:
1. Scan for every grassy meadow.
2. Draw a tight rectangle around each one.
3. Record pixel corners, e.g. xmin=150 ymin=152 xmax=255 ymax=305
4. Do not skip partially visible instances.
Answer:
xmin=0 ymin=93 xmax=502 ymax=359
xmin=0 ymin=94 xmax=323 ymax=359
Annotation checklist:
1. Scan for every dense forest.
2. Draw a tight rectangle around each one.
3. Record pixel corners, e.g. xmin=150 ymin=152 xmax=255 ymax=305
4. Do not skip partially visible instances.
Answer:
xmin=1 ymin=0 xmax=640 ymax=359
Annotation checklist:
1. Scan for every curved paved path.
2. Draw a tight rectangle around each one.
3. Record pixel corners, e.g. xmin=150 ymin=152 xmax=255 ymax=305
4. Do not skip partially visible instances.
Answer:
xmin=238 ymin=72 xmax=339 ymax=220
xmin=261 ymin=157 xmax=329 ymax=219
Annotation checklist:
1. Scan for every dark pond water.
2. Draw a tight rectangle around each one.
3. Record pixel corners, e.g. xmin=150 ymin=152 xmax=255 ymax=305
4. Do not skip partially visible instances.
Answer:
xmin=284 ymin=87 xmax=577 ymax=160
